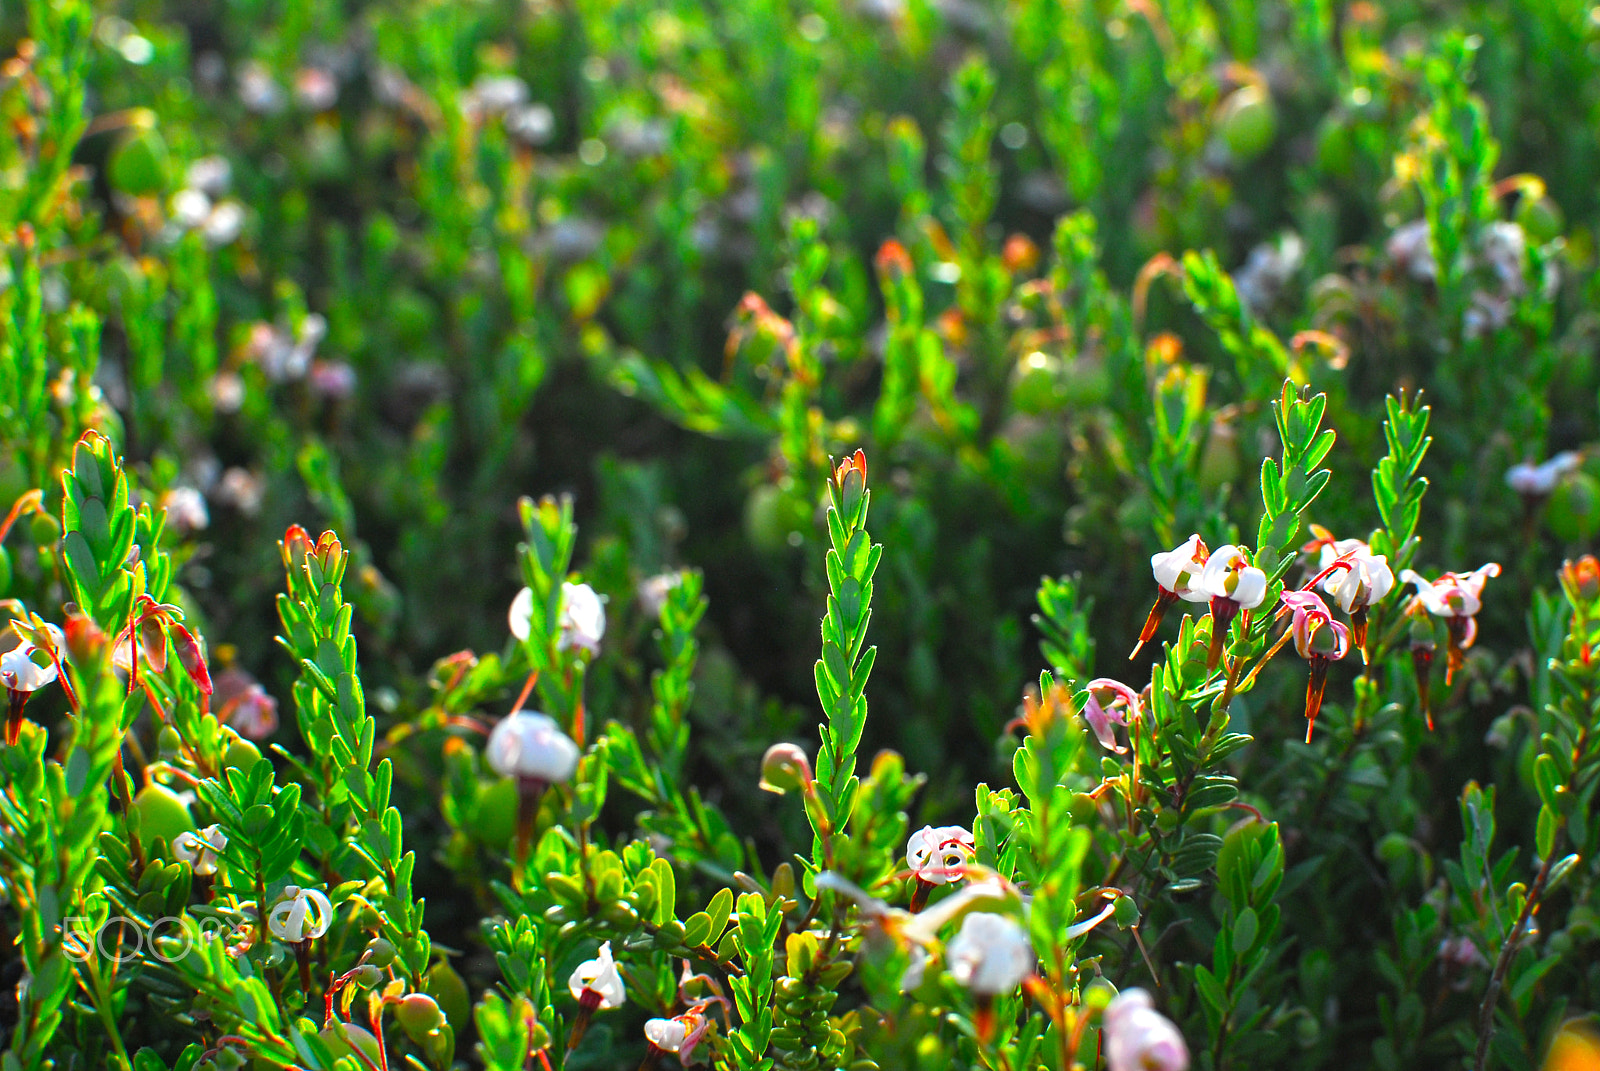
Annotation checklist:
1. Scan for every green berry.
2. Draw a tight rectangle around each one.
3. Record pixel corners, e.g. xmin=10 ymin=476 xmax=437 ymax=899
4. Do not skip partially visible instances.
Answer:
xmin=395 ymin=993 xmax=445 ymax=1042
xmin=318 ymin=1023 xmax=382 ymax=1065
xmin=1547 ymin=472 xmax=1600 ymax=543
xmin=132 ymin=783 xmax=195 ymax=854
xmin=109 ymin=127 xmax=171 ymax=196
xmin=1218 ymin=85 xmax=1278 ymax=162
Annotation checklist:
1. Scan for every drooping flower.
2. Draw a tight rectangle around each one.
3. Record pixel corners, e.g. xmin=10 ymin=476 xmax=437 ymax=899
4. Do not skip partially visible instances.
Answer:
xmin=946 ymin=912 xmax=1033 ymax=995
xmin=487 ymin=710 xmax=581 ymax=861
xmin=214 ymin=668 xmax=278 ymax=739
xmin=644 ymin=1017 xmax=688 ymax=1053
xmin=558 ymin=582 xmax=606 ymax=655
xmin=566 ymin=941 xmax=626 ymax=1050
xmin=268 ymin=886 xmax=334 ymax=943
xmin=642 ymin=1008 xmax=713 ymax=1066
xmin=173 ymin=825 xmax=228 ymax=876
xmin=568 ymin=942 xmax=626 ymax=1009
xmin=1279 ymin=591 xmax=1351 ymax=741
xmin=488 ymin=710 xmax=581 ymax=785
xmin=3 ymin=622 xmax=65 ymax=746
xmin=758 ymin=742 xmax=814 ymax=795
xmin=1401 ymin=564 xmax=1500 ymax=685
xmin=905 ymin=825 xmax=975 ymax=911
xmin=1081 ymin=678 xmax=1143 ymax=755
xmin=269 ymin=885 xmax=334 ymax=990
xmin=1506 ymin=452 xmax=1582 ymax=498
xmin=1132 ymin=535 xmax=1211 ymax=658
xmin=1103 ymin=988 xmax=1190 ymax=1071
xmin=1405 ymin=598 xmax=1439 ymax=730
xmin=1314 ymin=538 xmax=1394 ymax=656
xmin=1197 ymin=545 xmax=1268 ymax=668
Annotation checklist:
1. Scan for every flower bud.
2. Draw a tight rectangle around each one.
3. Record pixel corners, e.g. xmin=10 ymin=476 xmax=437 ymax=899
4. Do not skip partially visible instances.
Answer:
xmin=1561 ymin=555 xmax=1600 ymax=607
xmin=759 ymin=743 xmax=813 ymax=795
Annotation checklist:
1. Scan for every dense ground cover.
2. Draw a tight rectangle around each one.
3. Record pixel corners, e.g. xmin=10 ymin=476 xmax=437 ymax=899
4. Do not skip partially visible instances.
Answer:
xmin=4 ymin=0 xmax=1600 ymax=1068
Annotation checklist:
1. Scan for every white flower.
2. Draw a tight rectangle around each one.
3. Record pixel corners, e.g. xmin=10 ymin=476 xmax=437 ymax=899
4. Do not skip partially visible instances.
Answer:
xmin=645 ymin=1017 xmax=687 ymax=1052
xmin=268 ymin=886 xmax=333 ymax=942
xmin=1318 ymin=543 xmax=1394 ymax=614
xmin=508 ymin=586 xmax=534 ymax=641
xmin=1480 ymin=221 xmax=1528 ymax=295
xmin=1198 ymin=545 xmax=1268 ymax=609
xmin=1150 ymin=535 xmax=1211 ymax=602
xmin=185 ymin=156 xmax=232 ymax=197
xmin=2 ymin=632 xmax=62 ymax=694
xmin=293 ymin=67 xmax=339 ymax=112
xmin=507 ymin=103 xmax=556 ymax=146
xmin=173 ymin=825 xmax=228 ymax=876
xmin=486 ymin=710 xmax=580 ymax=783
xmin=163 ymin=485 xmax=210 ymax=535
xmin=558 ymin=582 xmax=606 ymax=655
xmin=510 ymin=583 xmax=607 ymax=654
xmin=945 ymin=912 xmax=1033 ymax=995
xmin=1387 ymin=219 xmax=1436 ymax=283
xmin=906 ymin=825 xmax=975 ymax=886
xmin=899 ymin=944 xmax=929 ymax=990
xmin=638 ymin=572 xmax=685 ymax=619
xmin=237 ymin=61 xmax=285 ymax=115
xmin=201 ymin=201 xmax=246 ymax=247
xmin=465 ymin=75 xmax=529 ymax=117
xmin=1104 ymin=988 xmax=1190 ymax=1071
xmin=1505 ymin=452 xmax=1582 ymax=496
xmin=568 ymin=941 xmax=626 ymax=1009
xmin=1401 ymin=564 xmax=1501 ymax=619
xmin=171 ymin=188 xmax=212 ymax=228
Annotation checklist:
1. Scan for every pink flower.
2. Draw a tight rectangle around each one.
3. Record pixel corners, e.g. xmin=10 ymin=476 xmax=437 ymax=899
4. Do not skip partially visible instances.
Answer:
xmin=1401 ymin=564 xmax=1500 ymax=684
xmin=1278 ymin=590 xmax=1350 ymax=741
xmin=1104 ymin=989 xmax=1190 ymax=1071
xmin=1081 ymin=679 xmax=1142 ymax=754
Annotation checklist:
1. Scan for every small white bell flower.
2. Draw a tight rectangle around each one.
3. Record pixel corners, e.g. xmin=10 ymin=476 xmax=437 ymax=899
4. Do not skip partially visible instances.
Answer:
xmin=268 ymin=886 xmax=334 ymax=943
xmin=173 ymin=825 xmax=228 ymax=876
xmin=486 ymin=710 xmax=580 ymax=784
xmin=644 ymin=1017 xmax=688 ymax=1052
xmin=1104 ymin=988 xmax=1190 ymax=1071
xmin=945 ymin=912 xmax=1033 ymax=995
xmin=568 ymin=941 xmax=626 ymax=1009
xmin=558 ymin=582 xmax=606 ymax=656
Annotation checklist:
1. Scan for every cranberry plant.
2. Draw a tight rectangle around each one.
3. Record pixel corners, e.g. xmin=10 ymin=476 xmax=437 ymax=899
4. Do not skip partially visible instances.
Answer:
xmin=7 ymin=0 xmax=1600 ymax=1068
